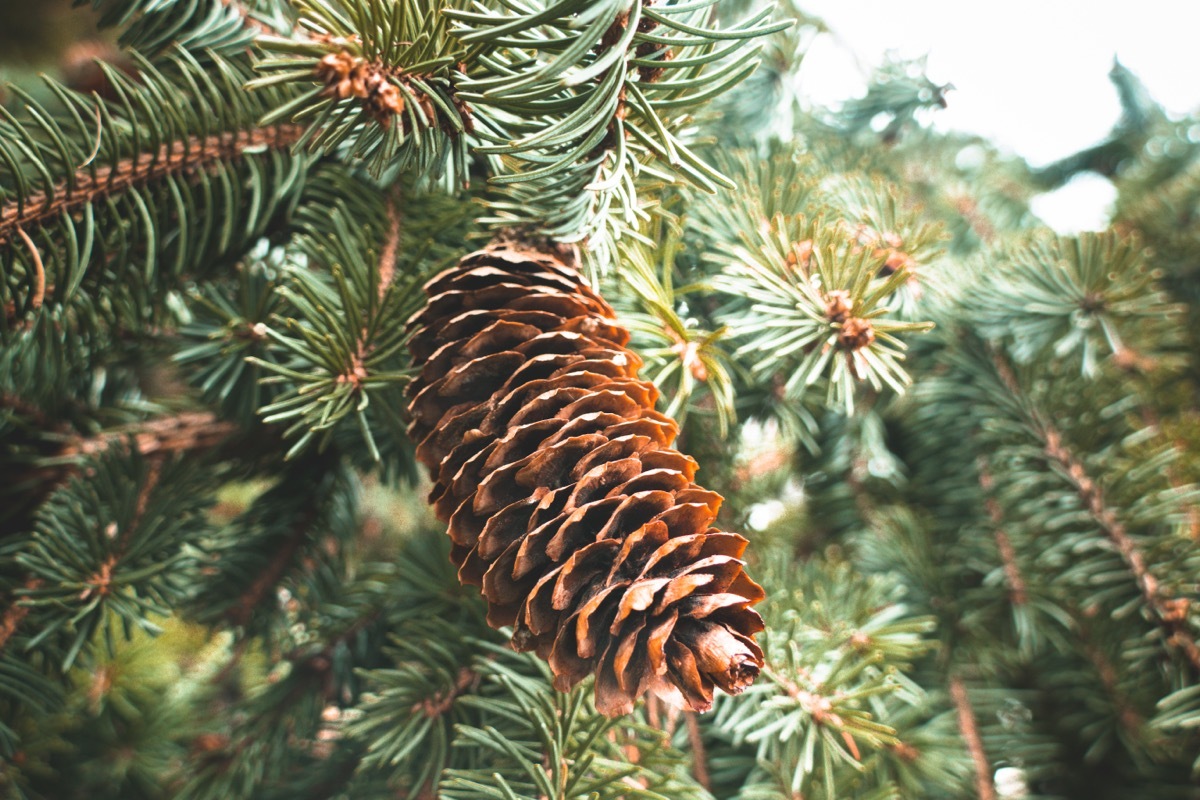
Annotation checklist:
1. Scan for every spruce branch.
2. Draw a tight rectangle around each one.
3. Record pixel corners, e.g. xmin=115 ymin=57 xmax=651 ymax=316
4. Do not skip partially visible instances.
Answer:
xmin=13 ymin=448 xmax=217 ymax=670
xmin=694 ymin=146 xmax=939 ymax=415
xmin=712 ymin=232 xmax=933 ymax=414
xmin=0 ymin=125 xmax=304 ymax=249
xmin=217 ymin=0 xmax=286 ymax=37
xmin=251 ymin=0 xmax=476 ymax=179
xmin=1135 ymin=404 xmax=1200 ymax=541
xmin=989 ymin=350 xmax=1200 ymax=673
xmin=78 ymin=0 xmax=284 ymax=57
xmin=3 ymin=410 xmax=244 ymax=538
xmin=252 ymin=203 xmax=422 ymax=463
xmin=1042 ymin=425 xmax=1200 ymax=672
xmin=0 ymin=51 xmax=313 ymax=327
xmin=189 ymin=458 xmax=359 ymax=632
xmin=970 ymin=232 xmax=1184 ymax=377
xmin=613 ymin=223 xmax=737 ymax=436
xmin=226 ymin=505 xmax=319 ymax=628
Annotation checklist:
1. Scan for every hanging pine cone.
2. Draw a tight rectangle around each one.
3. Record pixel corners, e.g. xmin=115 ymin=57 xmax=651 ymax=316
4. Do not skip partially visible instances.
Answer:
xmin=405 ymin=238 xmax=765 ymax=716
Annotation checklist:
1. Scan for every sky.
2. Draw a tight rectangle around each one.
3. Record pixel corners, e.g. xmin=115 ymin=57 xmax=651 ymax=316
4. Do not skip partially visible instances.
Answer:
xmin=796 ymin=0 xmax=1200 ymax=231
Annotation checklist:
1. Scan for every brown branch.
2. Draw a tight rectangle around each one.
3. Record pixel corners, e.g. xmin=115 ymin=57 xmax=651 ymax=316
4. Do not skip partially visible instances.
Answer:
xmin=15 ymin=227 xmax=45 ymax=309
xmin=0 ymin=578 xmax=43 ymax=655
xmin=1078 ymin=628 xmax=1144 ymax=733
xmin=59 ymin=410 xmax=238 ymax=461
xmin=226 ymin=504 xmax=318 ymax=627
xmin=948 ymin=675 xmax=996 ymax=800
xmin=683 ymin=712 xmax=712 ymax=791
xmin=2 ymin=411 xmax=242 ymax=539
xmin=0 ymin=124 xmax=304 ymax=248
xmin=414 ymin=667 xmax=476 ymax=718
xmin=977 ymin=460 xmax=1028 ymax=606
xmin=377 ymin=190 xmax=402 ymax=300
xmin=218 ymin=0 xmax=280 ymax=36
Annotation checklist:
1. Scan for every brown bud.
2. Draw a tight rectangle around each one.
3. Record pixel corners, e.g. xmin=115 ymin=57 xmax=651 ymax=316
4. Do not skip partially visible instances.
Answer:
xmin=838 ymin=317 xmax=875 ymax=350
xmin=824 ymin=290 xmax=853 ymax=323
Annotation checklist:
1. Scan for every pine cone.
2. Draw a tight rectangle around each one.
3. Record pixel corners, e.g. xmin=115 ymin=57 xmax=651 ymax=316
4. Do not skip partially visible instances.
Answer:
xmin=406 ymin=241 xmax=765 ymax=716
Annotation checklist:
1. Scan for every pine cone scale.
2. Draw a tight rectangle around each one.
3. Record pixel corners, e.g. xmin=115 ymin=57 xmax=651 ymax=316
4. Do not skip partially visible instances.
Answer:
xmin=406 ymin=241 xmax=764 ymax=715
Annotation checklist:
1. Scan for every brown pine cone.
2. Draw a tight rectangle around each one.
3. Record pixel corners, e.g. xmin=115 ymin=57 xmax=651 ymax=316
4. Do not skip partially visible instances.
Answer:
xmin=405 ymin=240 xmax=765 ymax=716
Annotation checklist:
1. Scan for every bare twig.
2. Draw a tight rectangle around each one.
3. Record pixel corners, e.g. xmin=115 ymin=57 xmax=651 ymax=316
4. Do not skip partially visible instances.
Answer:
xmin=59 ymin=411 xmax=238 ymax=461
xmin=15 ymin=228 xmax=44 ymax=309
xmin=948 ymin=675 xmax=996 ymax=800
xmin=0 ymin=578 xmax=43 ymax=655
xmin=227 ymin=505 xmax=319 ymax=628
xmin=377 ymin=190 xmax=402 ymax=300
xmin=684 ymin=712 xmax=712 ymax=791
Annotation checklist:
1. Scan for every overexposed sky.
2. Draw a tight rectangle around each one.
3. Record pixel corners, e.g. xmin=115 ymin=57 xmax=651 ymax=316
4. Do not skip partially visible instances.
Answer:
xmin=797 ymin=1 xmax=1200 ymax=230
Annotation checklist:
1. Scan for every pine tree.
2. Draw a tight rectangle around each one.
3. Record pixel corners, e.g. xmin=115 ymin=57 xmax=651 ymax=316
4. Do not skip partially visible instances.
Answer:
xmin=0 ymin=2 xmax=1197 ymax=799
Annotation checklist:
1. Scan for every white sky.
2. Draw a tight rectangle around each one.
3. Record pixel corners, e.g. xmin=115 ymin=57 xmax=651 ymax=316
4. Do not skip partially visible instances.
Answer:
xmin=797 ymin=0 xmax=1200 ymax=231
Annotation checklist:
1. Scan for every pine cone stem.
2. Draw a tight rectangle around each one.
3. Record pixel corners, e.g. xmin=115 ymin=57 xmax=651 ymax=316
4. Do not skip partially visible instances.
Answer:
xmin=406 ymin=239 xmax=765 ymax=716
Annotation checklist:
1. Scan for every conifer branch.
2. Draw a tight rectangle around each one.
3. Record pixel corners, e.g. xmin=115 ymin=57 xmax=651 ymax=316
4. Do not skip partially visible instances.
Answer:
xmin=5 ymin=412 xmax=240 ymax=537
xmin=0 ymin=391 xmax=60 ymax=430
xmin=948 ymin=675 xmax=995 ymax=800
xmin=991 ymin=351 xmax=1200 ymax=672
xmin=0 ymin=125 xmax=304 ymax=247
xmin=1041 ymin=426 xmax=1200 ymax=671
xmin=1109 ymin=343 xmax=1200 ymax=540
xmin=414 ymin=666 xmax=476 ymax=718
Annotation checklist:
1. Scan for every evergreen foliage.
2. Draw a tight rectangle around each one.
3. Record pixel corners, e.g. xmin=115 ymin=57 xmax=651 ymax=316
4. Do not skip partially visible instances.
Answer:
xmin=0 ymin=2 xmax=1197 ymax=799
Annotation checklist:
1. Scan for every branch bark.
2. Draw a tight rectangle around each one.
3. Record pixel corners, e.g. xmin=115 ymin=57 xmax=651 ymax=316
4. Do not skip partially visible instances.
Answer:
xmin=0 ymin=577 xmax=43 ymax=656
xmin=948 ymin=675 xmax=996 ymax=800
xmin=977 ymin=459 xmax=1028 ymax=606
xmin=227 ymin=504 xmax=318 ymax=628
xmin=2 ymin=411 xmax=243 ymax=538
